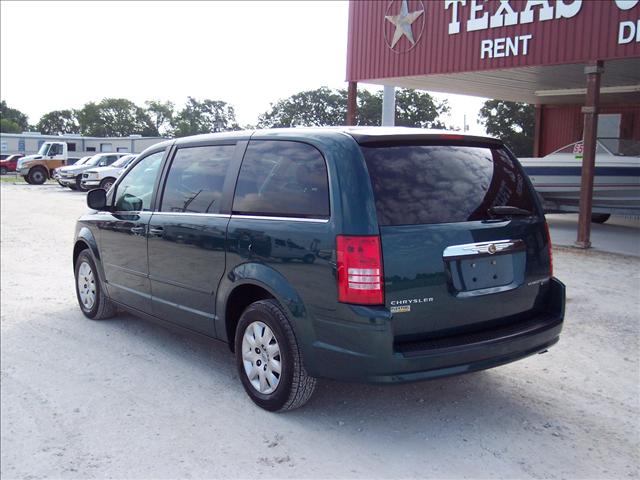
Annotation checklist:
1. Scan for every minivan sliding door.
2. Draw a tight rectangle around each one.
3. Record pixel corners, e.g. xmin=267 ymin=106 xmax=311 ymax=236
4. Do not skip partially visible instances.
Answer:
xmin=147 ymin=143 xmax=236 ymax=336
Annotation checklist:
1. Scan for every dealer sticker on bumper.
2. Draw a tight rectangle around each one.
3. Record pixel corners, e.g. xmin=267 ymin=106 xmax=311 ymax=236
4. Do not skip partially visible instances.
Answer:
xmin=390 ymin=305 xmax=411 ymax=314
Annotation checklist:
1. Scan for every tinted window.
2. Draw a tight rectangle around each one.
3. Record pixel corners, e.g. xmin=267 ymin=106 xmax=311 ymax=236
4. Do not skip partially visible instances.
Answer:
xmin=233 ymin=141 xmax=329 ymax=218
xmin=114 ymin=151 xmax=164 ymax=212
xmin=161 ymin=145 xmax=234 ymax=214
xmin=361 ymin=144 xmax=536 ymax=226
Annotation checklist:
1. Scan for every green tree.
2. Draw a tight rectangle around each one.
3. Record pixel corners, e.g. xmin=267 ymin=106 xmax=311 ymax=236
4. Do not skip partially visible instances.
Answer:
xmin=36 ymin=109 xmax=80 ymax=135
xmin=257 ymin=87 xmax=449 ymax=128
xmin=355 ymin=89 xmax=383 ymax=126
xmin=172 ymin=97 xmax=239 ymax=137
xmin=76 ymin=98 xmax=158 ymax=137
xmin=0 ymin=119 xmax=21 ymax=133
xmin=0 ymin=101 xmax=29 ymax=132
xmin=478 ymin=100 xmax=534 ymax=157
xmin=257 ymin=87 xmax=346 ymax=128
xmin=395 ymin=89 xmax=449 ymax=128
xmin=145 ymin=100 xmax=175 ymax=136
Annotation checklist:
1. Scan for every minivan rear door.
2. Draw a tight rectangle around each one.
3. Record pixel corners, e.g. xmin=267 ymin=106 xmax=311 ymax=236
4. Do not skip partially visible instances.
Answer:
xmin=360 ymin=141 xmax=552 ymax=342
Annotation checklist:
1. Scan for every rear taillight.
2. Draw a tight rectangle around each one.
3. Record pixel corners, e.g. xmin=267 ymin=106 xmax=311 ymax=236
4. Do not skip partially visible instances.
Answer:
xmin=336 ymin=235 xmax=384 ymax=305
xmin=544 ymin=222 xmax=553 ymax=277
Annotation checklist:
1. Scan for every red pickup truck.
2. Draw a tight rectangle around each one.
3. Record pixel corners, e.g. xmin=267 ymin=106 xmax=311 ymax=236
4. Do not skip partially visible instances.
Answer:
xmin=0 ymin=154 xmax=24 ymax=174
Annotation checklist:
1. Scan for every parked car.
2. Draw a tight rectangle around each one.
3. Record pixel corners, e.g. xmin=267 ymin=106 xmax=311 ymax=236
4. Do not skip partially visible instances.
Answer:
xmin=519 ymin=138 xmax=640 ymax=223
xmin=74 ymin=127 xmax=565 ymax=411
xmin=16 ymin=141 xmax=74 ymax=184
xmin=58 ymin=153 xmax=129 ymax=191
xmin=0 ymin=154 xmax=25 ymax=174
xmin=80 ymin=154 xmax=137 ymax=191
xmin=53 ymin=156 xmax=93 ymax=187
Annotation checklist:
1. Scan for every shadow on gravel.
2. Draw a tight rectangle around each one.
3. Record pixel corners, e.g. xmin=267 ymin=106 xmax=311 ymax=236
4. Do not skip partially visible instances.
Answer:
xmin=93 ymin=309 xmax=549 ymax=437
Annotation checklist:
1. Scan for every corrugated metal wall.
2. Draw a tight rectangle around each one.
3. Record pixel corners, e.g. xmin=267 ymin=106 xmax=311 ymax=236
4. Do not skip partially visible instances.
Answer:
xmin=540 ymin=104 xmax=640 ymax=155
xmin=347 ymin=0 xmax=640 ymax=81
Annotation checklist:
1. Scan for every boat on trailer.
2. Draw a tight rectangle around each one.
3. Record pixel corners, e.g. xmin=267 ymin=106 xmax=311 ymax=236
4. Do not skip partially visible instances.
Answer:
xmin=519 ymin=138 xmax=640 ymax=223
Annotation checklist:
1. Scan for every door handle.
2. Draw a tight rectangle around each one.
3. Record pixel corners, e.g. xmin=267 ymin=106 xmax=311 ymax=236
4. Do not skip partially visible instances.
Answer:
xmin=130 ymin=226 xmax=145 ymax=235
xmin=148 ymin=226 xmax=164 ymax=237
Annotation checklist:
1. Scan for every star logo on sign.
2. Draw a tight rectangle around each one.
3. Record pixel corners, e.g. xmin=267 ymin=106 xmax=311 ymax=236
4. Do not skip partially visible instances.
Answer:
xmin=384 ymin=0 xmax=425 ymax=52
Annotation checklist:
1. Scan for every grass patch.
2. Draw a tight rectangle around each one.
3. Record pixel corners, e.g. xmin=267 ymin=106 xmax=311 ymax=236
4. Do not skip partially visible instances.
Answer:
xmin=0 ymin=175 xmax=56 ymax=184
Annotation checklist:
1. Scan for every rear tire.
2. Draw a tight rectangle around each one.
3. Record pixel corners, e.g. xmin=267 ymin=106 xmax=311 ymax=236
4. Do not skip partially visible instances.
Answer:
xmin=27 ymin=167 xmax=47 ymax=185
xmin=235 ymin=299 xmax=316 ymax=412
xmin=0 ymin=167 xmax=6 ymax=175
xmin=74 ymin=250 xmax=116 ymax=320
xmin=591 ymin=213 xmax=610 ymax=224
xmin=100 ymin=177 xmax=116 ymax=191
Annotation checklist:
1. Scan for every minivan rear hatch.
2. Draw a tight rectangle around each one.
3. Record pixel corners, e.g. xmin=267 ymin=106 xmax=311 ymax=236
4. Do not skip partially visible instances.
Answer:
xmin=360 ymin=139 xmax=552 ymax=343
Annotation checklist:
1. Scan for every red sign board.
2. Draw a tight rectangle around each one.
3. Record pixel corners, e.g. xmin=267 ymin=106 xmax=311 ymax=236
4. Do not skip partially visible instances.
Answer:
xmin=347 ymin=0 xmax=640 ymax=81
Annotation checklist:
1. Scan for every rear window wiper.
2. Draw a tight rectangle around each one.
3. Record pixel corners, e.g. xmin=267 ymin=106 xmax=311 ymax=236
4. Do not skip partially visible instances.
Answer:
xmin=487 ymin=206 xmax=534 ymax=218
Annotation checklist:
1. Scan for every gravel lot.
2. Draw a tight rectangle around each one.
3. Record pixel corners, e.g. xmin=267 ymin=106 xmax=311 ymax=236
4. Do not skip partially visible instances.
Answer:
xmin=1 ymin=182 xmax=639 ymax=479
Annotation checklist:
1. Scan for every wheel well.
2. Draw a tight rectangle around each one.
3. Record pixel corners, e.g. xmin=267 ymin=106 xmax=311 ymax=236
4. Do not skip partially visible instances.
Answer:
xmin=73 ymin=241 xmax=90 ymax=267
xmin=225 ymin=284 xmax=274 ymax=351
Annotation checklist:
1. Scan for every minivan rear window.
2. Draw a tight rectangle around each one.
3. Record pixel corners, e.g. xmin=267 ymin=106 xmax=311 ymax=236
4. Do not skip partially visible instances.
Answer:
xmin=361 ymin=144 xmax=536 ymax=226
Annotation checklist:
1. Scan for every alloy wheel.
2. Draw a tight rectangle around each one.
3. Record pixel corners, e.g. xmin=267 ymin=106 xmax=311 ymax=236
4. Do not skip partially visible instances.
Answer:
xmin=77 ymin=261 xmax=96 ymax=310
xmin=241 ymin=321 xmax=282 ymax=394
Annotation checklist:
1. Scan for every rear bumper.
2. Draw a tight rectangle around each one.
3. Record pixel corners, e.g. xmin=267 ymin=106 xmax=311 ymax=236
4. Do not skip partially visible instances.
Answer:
xmin=304 ymin=277 xmax=565 ymax=383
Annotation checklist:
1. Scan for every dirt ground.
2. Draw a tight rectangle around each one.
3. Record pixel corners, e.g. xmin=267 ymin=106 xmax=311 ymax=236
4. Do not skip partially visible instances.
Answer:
xmin=1 ymin=182 xmax=639 ymax=479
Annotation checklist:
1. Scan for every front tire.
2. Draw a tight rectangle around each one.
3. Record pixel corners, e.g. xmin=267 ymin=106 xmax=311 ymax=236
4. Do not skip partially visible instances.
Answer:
xmin=100 ymin=177 xmax=116 ymax=191
xmin=235 ymin=299 xmax=316 ymax=412
xmin=74 ymin=250 xmax=116 ymax=320
xmin=76 ymin=175 xmax=88 ymax=192
xmin=27 ymin=167 xmax=47 ymax=185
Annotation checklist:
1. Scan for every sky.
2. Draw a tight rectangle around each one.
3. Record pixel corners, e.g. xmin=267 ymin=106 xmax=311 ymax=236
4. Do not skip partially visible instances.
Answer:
xmin=0 ymin=1 xmax=487 ymax=133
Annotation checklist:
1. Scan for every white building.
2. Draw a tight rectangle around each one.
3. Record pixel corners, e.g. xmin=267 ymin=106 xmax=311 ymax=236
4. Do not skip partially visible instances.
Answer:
xmin=0 ymin=132 xmax=167 ymax=158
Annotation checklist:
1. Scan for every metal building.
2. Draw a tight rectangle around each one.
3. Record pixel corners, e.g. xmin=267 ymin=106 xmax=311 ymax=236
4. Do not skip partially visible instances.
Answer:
xmin=0 ymin=132 xmax=166 ymax=158
xmin=345 ymin=0 xmax=640 ymax=247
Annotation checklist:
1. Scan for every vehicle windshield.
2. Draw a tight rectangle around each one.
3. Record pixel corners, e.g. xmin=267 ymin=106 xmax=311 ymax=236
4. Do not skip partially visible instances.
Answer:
xmin=74 ymin=156 xmax=91 ymax=166
xmin=85 ymin=155 xmax=103 ymax=166
xmin=361 ymin=143 xmax=538 ymax=226
xmin=112 ymin=155 xmax=135 ymax=168
xmin=37 ymin=143 xmax=51 ymax=155
xmin=599 ymin=138 xmax=640 ymax=157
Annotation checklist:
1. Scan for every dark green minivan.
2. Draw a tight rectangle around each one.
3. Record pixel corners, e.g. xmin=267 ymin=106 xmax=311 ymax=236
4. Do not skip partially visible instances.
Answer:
xmin=74 ymin=127 xmax=565 ymax=411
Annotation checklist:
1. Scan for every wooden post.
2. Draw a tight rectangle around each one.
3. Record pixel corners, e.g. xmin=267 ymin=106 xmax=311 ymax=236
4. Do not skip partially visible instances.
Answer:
xmin=533 ymin=104 xmax=543 ymax=157
xmin=347 ymin=81 xmax=357 ymax=126
xmin=575 ymin=60 xmax=604 ymax=249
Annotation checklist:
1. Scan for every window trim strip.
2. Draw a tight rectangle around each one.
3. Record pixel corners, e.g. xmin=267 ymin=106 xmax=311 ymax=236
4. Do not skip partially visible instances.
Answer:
xmin=231 ymin=214 xmax=329 ymax=223
xmin=151 ymin=212 xmax=231 ymax=218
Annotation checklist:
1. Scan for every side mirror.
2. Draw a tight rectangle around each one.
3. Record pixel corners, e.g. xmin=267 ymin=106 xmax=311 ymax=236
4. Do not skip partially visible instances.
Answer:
xmin=87 ymin=188 xmax=108 ymax=210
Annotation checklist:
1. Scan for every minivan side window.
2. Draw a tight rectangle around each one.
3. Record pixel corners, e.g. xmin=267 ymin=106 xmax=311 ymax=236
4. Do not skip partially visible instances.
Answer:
xmin=233 ymin=140 xmax=330 ymax=218
xmin=161 ymin=145 xmax=235 ymax=214
xmin=113 ymin=151 xmax=164 ymax=212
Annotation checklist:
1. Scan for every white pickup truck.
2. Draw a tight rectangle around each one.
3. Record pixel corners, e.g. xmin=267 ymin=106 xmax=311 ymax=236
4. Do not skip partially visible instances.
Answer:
xmin=16 ymin=141 xmax=80 ymax=184
xmin=80 ymin=154 xmax=138 ymax=191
